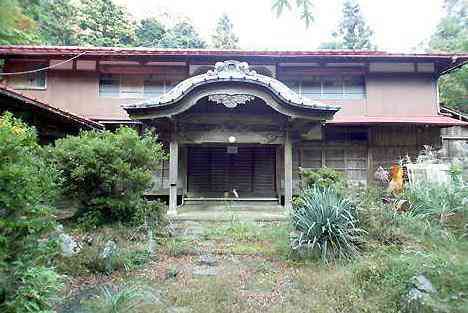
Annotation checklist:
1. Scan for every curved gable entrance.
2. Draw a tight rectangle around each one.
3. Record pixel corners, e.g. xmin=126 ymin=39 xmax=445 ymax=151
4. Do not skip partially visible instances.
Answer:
xmin=124 ymin=60 xmax=338 ymax=120
xmin=123 ymin=61 xmax=339 ymax=215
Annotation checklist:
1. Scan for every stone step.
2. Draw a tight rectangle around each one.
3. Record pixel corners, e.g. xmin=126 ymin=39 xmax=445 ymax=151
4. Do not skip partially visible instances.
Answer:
xmin=171 ymin=210 xmax=288 ymax=222
xmin=181 ymin=198 xmax=282 ymax=211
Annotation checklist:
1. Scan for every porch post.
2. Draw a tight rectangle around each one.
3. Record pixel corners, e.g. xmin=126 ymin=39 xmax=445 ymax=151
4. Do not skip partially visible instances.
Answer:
xmin=284 ymin=127 xmax=293 ymax=211
xmin=168 ymin=131 xmax=179 ymax=216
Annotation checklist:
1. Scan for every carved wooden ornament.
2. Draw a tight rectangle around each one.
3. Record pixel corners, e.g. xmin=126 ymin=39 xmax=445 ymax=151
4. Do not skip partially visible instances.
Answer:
xmin=208 ymin=94 xmax=255 ymax=108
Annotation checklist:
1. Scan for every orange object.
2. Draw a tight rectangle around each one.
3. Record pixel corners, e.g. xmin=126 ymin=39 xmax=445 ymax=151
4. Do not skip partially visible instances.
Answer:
xmin=387 ymin=165 xmax=404 ymax=194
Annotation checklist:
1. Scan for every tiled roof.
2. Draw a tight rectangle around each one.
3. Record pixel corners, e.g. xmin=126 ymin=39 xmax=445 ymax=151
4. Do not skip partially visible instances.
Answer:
xmin=327 ymin=115 xmax=468 ymax=126
xmin=0 ymin=45 xmax=466 ymax=59
xmin=0 ymin=83 xmax=104 ymax=130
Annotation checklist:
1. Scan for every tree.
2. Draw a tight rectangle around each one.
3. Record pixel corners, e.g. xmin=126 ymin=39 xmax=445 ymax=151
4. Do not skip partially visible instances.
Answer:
xmin=0 ymin=0 xmax=39 ymax=44
xmin=272 ymin=0 xmax=314 ymax=27
xmin=158 ymin=21 xmax=207 ymax=49
xmin=135 ymin=17 xmax=166 ymax=47
xmin=428 ymin=0 xmax=467 ymax=112
xmin=211 ymin=14 xmax=239 ymax=49
xmin=36 ymin=0 xmax=79 ymax=45
xmin=321 ymin=0 xmax=376 ymax=50
xmin=78 ymin=0 xmax=135 ymax=47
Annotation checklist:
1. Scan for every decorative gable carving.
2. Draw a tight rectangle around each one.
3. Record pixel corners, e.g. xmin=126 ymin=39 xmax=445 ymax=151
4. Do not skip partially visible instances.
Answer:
xmin=208 ymin=94 xmax=255 ymax=108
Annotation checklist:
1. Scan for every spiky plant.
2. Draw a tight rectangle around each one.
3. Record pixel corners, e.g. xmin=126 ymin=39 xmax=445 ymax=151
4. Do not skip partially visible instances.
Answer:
xmin=88 ymin=284 xmax=157 ymax=313
xmin=291 ymin=186 xmax=365 ymax=263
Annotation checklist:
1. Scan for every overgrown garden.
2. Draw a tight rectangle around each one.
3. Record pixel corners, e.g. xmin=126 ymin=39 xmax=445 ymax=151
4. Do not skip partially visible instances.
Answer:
xmin=1 ymin=112 xmax=467 ymax=312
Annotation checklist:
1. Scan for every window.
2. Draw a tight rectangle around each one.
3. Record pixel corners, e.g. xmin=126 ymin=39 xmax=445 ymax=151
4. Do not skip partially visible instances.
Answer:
xmin=285 ymin=75 xmax=366 ymax=100
xmin=8 ymin=63 xmax=47 ymax=89
xmin=99 ymin=74 xmax=176 ymax=98
xmin=99 ymin=74 xmax=120 ymax=97
xmin=343 ymin=76 xmax=366 ymax=99
xmin=120 ymin=76 xmax=144 ymax=98
xmin=144 ymin=75 xmax=175 ymax=98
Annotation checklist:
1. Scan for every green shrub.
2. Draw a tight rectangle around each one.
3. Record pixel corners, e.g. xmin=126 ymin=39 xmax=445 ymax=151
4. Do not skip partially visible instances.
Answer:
xmin=0 ymin=112 xmax=62 ymax=312
xmin=290 ymin=186 xmax=365 ymax=263
xmin=11 ymin=266 xmax=64 ymax=313
xmin=51 ymin=127 xmax=166 ymax=227
xmin=299 ymin=167 xmax=346 ymax=191
xmin=132 ymin=200 xmax=167 ymax=229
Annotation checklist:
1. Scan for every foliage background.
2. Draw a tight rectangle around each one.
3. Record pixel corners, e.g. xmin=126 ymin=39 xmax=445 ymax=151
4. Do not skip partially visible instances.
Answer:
xmin=0 ymin=112 xmax=62 ymax=312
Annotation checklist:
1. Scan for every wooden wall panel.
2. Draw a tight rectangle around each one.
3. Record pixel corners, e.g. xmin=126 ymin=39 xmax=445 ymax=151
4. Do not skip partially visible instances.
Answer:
xmin=253 ymin=147 xmax=276 ymax=195
xmin=297 ymin=143 xmax=368 ymax=185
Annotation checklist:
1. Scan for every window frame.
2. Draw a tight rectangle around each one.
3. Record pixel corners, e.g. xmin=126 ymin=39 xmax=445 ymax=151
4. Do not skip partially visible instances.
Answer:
xmin=8 ymin=68 xmax=47 ymax=91
xmin=286 ymin=75 xmax=367 ymax=100
xmin=98 ymin=73 xmax=176 ymax=99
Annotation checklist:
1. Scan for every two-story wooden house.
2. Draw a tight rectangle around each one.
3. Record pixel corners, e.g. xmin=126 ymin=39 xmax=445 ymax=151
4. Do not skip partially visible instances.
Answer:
xmin=0 ymin=46 xmax=466 ymax=215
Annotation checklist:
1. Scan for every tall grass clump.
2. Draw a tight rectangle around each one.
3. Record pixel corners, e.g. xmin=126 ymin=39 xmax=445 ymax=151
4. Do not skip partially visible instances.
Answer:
xmin=401 ymin=181 xmax=466 ymax=223
xmin=290 ymin=186 xmax=365 ymax=263
xmin=86 ymin=284 xmax=159 ymax=313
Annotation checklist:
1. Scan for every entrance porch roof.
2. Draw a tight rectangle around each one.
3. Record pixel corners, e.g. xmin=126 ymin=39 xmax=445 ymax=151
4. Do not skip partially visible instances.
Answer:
xmin=123 ymin=60 xmax=339 ymax=120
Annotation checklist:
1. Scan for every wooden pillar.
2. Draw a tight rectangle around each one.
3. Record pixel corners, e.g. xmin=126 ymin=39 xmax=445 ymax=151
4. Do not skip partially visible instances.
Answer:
xmin=168 ymin=129 xmax=179 ymax=216
xmin=284 ymin=127 xmax=293 ymax=211
xmin=367 ymin=127 xmax=374 ymax=185
xmin=275 ymin=145 xmax=282 ymax=204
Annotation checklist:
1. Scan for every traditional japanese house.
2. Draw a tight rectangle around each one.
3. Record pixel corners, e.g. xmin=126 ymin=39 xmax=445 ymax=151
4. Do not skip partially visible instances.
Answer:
xmin=0 ymin=46 xmax=466 ymax=214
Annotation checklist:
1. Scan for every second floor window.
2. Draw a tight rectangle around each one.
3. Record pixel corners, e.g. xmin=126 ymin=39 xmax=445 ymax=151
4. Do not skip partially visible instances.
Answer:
xmin=285 ymin=75 xmax=366 ymax=100
xmin=7 ymin=63 xmax=47 ymax=90
xmin=99 ymin=74 xmax=120 ymax=97
xmin=99 ymin=74 xmax=176 ymax=98
xmin=144 ymin=75 xmax=175 ymax=98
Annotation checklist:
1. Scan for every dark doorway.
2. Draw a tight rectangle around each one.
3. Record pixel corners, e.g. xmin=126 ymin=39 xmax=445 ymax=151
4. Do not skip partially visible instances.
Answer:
xmin=187 ymin=145 xmax=276 ymax=198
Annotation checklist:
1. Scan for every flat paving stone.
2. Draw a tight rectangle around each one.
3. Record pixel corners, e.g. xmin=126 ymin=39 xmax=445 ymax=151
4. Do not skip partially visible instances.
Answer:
xmin=199 ymin=254 xmax=217 ymax=266
xmin=168 ymin=306 xmax=192 ymax=313
xmin=192 ymin=265 xmax=218 ymax=276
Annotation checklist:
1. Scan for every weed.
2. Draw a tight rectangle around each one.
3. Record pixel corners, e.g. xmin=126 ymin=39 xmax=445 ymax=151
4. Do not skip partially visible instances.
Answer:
xmin=85 ymin=284 xmax=160 ymax=313
xmin=164 ymin=238 xmax=194 ymax=257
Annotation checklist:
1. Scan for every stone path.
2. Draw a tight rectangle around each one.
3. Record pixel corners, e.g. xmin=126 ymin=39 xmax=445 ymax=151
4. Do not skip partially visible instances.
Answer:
xmin=59 ymin=219 xmax=290 ymax=313
xmin=172 ymin=210 xmax=288 ymax=222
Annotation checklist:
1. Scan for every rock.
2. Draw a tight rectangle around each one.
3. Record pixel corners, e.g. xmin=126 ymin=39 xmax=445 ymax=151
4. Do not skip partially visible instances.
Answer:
xmin=199 ymin=255 xmax=217 ymax=266
xmin=192 ymin=265 xmax=217 ymax=276
xmin=412 ymin=274 xmax=437 ymax=294
xmin=401 ymin=275 xmax=449 ymax=313
xmin=59 ymin=232 xmax=80 ymax=257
